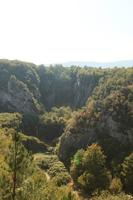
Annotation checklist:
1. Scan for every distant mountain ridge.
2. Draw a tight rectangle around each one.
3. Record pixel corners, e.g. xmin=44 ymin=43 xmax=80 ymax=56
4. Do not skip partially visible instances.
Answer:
xmin=62 ymin=60 xmax=133 ymax=67
xmin=1 ymin=59 xmax=133 ymax=67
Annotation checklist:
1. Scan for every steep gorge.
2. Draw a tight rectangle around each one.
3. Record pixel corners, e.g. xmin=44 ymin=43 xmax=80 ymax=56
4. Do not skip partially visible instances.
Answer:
xmin=0 ymin=60 xmax=102 ymax=113
xmin=0 ymin=59 xmax=133 ymax=167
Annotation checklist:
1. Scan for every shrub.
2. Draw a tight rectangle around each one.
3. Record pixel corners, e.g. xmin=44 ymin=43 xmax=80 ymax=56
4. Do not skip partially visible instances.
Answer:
xmin=109 ymin=177 xmax=122 ymax=194
xmin=90 ymin=191 xmax=132 ymax=200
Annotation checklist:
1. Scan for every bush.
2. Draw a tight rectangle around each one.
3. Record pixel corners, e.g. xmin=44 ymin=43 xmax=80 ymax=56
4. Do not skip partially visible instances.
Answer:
xmin=52 ymin=172 xmax=71 ymax=186
xmin=70 ymin=149 xmax=84 ymax=181
xmin=43 ymin=181 xmax=79 ymax=200
xmin=109 ymin=177 xmax=122 ymax=194
xmin=78 ymin=172 xmax=95 ymax=192
xmin=90 ymin=191 xmax=132 ymax=200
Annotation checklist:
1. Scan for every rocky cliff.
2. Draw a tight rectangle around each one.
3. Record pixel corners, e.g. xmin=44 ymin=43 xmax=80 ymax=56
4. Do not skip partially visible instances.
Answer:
xmin=0 ymin=76 xmax=40 ymax=114
xmin=58 ymin=85 xmax=133 ymax=165
xmin=0 ymin=60 xmax=103 ymax=113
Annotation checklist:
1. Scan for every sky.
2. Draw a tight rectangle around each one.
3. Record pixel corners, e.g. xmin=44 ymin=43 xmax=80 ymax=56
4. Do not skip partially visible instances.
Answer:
xmin=0 ymin=0 xmax=133 ymax=64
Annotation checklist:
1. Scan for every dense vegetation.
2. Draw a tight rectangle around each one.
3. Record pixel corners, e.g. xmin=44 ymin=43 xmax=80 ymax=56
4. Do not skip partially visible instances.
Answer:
xmin=0 ymin=59 xmax=133 ymax=199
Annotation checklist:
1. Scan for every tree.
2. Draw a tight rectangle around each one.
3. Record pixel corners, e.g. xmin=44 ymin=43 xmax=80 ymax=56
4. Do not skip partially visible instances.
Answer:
xmin=71 ymin=144 xmax=110 ymax=194
xmin=6 ymin=131 xmax=33 ymax=199
xmin=70 ymin=149 xmax=84 ymax=181
xmin=121 ymin=153 xmax=133 ymax=194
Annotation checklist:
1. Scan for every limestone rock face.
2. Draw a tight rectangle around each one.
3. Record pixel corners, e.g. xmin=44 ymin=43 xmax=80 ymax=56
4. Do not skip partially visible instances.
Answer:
xmin=37 ymin=65 xmax=100 ymax=110
xmin=0 ymin=76 xmax=40 ymax=114
xmin=58 ymin=116 xmax=133 ymax=164
xmin=58 ymin=98 xmax=133 ymax=163
xmin=0 ymin=60 xmax=102 ymax=112
xmin=72 ymin=74 xmax=99 ymax=108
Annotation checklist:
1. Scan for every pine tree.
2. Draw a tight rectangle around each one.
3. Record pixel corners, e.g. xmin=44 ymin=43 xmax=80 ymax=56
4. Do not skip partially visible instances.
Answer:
xmin=6 ymin=131 xmax=33 ymax=199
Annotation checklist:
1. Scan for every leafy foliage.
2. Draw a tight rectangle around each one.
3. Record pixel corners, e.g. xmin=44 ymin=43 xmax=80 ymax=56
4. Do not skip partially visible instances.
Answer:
xmin=90 ymin=191 xmax=132 ymax=200
xmin=38 ymin=106 xmax=72 ymax=143
xmin=71 ymin=144 xmax=110 ymax=194
xmin=109 ymin=178 xmax=123 ymax=194
xmin=0 ymin=60 xmax=133 ymax=199
xmin=121 ymin=153 xmax=133 ymax=194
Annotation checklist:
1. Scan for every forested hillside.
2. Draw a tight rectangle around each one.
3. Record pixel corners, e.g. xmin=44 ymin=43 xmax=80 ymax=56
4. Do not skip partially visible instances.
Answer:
xmin=0 ymin=59 xmax=133 ymax=200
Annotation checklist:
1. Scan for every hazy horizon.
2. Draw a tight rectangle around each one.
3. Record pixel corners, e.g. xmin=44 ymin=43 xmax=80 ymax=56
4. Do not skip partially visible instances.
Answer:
xmin=0 ymin=0 xmax=133 ymax=64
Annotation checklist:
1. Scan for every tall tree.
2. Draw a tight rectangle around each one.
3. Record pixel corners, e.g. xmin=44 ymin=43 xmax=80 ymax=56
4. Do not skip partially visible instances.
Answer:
xmin=121 ymin=153 xmax=133 ymax=194
xmin=6 ymin=131 xmax=33 ymax=199
xmin=71 ymin=144 xmax=110 ymax=194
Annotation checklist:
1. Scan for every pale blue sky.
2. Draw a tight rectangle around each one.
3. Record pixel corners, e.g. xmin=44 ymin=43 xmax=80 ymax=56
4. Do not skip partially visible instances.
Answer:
xmin=0 ymin=0 xmax=133 ymax=64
